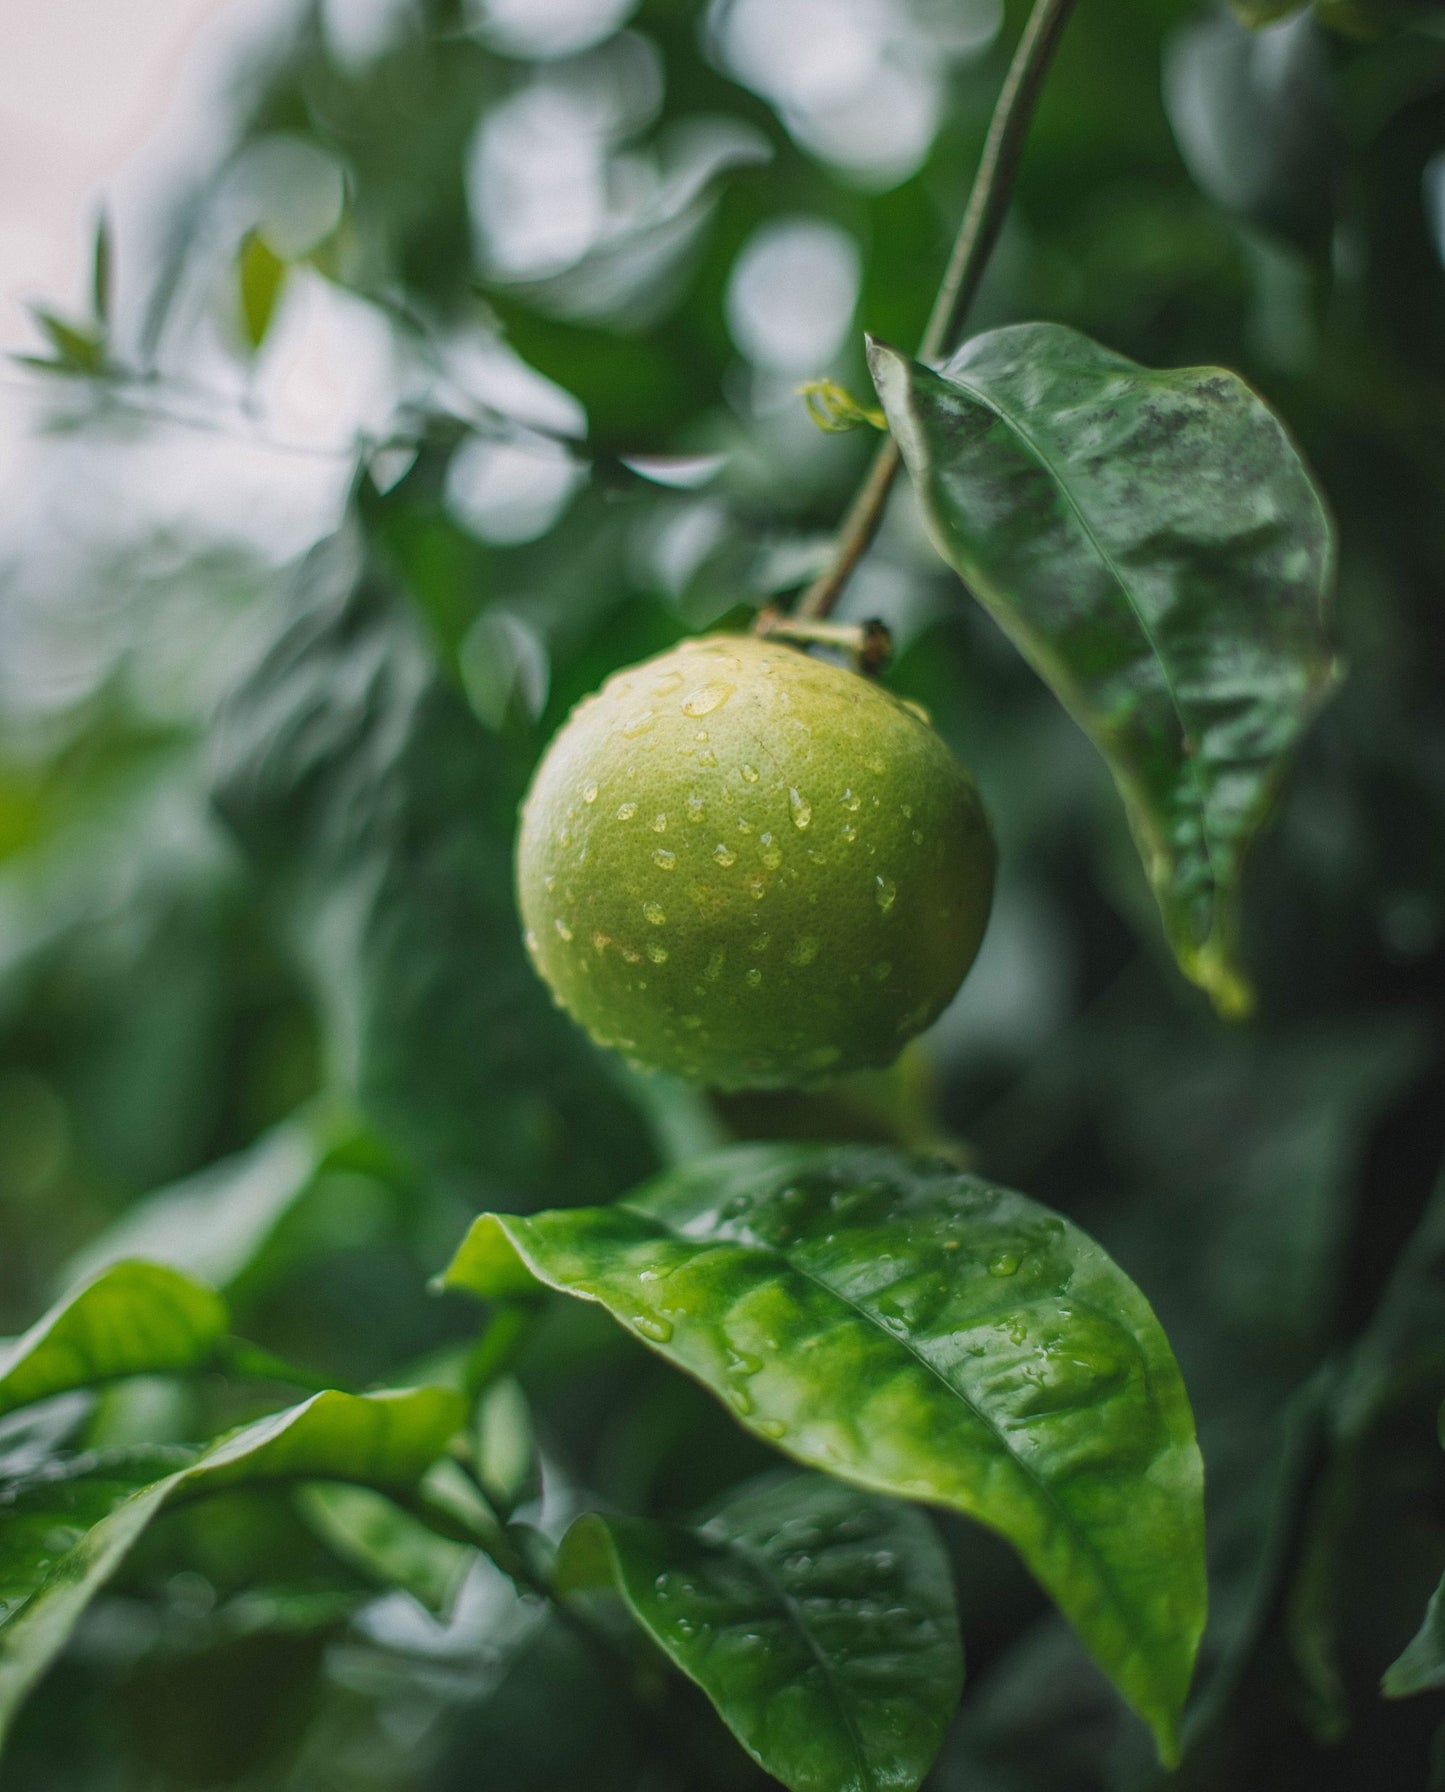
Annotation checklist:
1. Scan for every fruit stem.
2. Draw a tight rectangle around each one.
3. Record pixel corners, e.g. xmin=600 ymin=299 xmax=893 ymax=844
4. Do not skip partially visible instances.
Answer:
xmin=792 ymin=0 xmax=1079 ymax=622
xmin=753 ymin=608 xmax=893 ymax=674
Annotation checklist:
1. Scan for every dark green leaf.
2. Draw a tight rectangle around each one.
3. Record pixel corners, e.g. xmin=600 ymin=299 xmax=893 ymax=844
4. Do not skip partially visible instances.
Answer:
xmin=560 ymin=1470 xmax=963 ymax=1792
xmin=0 ymin=1263 xmax=228 ymax=1419
xmin=238 ymin=231 xmax=287 ymax=351
xmin=0 ymin=1386 xmax=463 ymax=1741
xmin=209 ymin=528 xmax=654 ymax=1207
xmin=869 ymin=326 xmax=1337 ymax=1015
xmin=442 ymin=1143 xmax=1206 ymax=1761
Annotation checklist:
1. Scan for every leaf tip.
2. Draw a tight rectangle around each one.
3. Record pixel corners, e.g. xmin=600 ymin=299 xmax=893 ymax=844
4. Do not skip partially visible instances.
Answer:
xmin=437 ymin=1215 xmax=545 ymax=1302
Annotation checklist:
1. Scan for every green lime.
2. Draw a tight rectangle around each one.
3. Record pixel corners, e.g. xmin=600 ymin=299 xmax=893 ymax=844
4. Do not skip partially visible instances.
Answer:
xmin=516 ymin=633 xmax=995 ymax=1089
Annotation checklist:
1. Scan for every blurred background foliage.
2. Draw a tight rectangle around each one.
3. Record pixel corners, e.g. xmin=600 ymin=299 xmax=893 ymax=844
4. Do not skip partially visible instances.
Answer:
xmin=1 ymin=0 xmax=1445 ymax=1784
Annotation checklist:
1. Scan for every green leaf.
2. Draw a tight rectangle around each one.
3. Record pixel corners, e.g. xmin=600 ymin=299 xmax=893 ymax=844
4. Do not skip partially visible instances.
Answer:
xmin=869 ymin=326 xmax=1337 ymax=1016
xmin=1164 ymin=13 xmax=1339 ymax=254
xmin=559 ymin=1471 xmax=963 ymax=1792
xmin=238 ymin=230 xmax=287 ymax=351
xmin=1228 ymin=0 xmax=1306 ymax=25
xmin=297 ymin=1482 xmax=473 ymax=1612
xmin=0 ymin=1386 xmax=463 ymax=1742
xmin=442 ymin=1143 xmax=1206 ymax=1761
xmin=0 ymin=1263 xmax=228 ymax=1419
xmin=474 ymin=1376 xmax=538 ymax=1521
xmin=91 ymin=211 xmax=113 ymax=325
xmin=209 ymin=529 xmax=654 ymax=1207
xmin=1385 ymin=1572 xmax=1445 ymax=1699
xmin=26 ymin=306 xmax=108 ymax=375
xmin=61 ymin=1111 xmax=332 ymax=1293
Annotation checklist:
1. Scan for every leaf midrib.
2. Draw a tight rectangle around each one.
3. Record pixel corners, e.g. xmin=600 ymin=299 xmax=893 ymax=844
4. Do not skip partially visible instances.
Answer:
xmin=709 ymin=1526 xmax=875 ymax=1792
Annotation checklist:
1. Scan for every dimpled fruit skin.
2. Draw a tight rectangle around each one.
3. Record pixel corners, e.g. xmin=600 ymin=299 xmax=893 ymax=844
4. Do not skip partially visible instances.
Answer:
xmin=516 ymin=634 xmax=995 ymax=1090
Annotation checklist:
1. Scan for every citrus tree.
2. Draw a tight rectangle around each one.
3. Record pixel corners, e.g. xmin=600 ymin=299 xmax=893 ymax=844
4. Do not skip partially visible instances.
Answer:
xmin=2 ymin=0 xmax=1444 ymax=1787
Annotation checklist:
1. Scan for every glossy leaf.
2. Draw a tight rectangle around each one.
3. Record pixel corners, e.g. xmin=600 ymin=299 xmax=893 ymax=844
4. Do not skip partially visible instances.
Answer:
xmin=443 ymin=1143 xmax=1206 ymax=1760
xmin=0 ymin=1263 xmax=228 ymax=1419
xmin=0 ymin=1386 xmax=463 ymax=1741
xmin=870 ymin=326 xmax=1337 ymax=1015
xmin=560 ymin=1471 xmax=962 ymax=1792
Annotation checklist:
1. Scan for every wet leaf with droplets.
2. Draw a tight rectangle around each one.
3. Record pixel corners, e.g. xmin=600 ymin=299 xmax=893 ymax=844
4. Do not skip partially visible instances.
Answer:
xmin=870 ymin=326 xmax=1337 ymax=1017
xmin=442 ymin=1143 xmax=1205 ymax=1763
xmin=558 ymin=1471 xmax=962 ymax=1792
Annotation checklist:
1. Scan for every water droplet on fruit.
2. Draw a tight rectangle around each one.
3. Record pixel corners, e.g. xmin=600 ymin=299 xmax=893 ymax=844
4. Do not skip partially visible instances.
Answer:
xmin=621 ymin=711 xmax=656 ymax=739
xmin=616 ymin=802 xmax=638 ymax=821
xmin=652 ymin=813 xmax=668 ymax=832
xmin=643 ymin=902 xmax=668 ymax=926
xmin=988 ymin=1251 xmax=1021 ymax=1277
xmin=841 ymin=823 xmax=858 ymax=844
xmin=745 ymin=876 xmax=766 ymax=900
xmin=554 ymin=919 xmax=573 ymax=941
xmin=875 ymin=876 xmax=897 ymax=912
xmin=582 ymin=782 xmax=598 ymax=804
xmin=633 ymin=1315 xmax=673 ymax=1342
xmin=745 ymin=967 xmax=763 ymax=987
xmin=646 ymin=942 xmax=669 ymax=964
xmin=841 ymin=789 xmax=862 ymax=813
xmin=653 ymin=848 xmax=676 ymax=870
xmin=713 ymin=843 xmax=736 ymax=867
xmin=652 ymin=669 xmax=684 ymax=697
xmin=682 ymin=682 xmax=732 ymax=717
xmin=621 ymin=946 xmax=642 ymax=964
xmin=558 ymin=826 xmax=573 ymax=847
xmin=686 ymin=792 xmax=706 ymax=818
xmin=912 ymin=829 xmax=924 ymax=845
xmin=788 ymin=788 xmax=812 ymax=830
xmin=787 ymin=935 xmax=821 ymax=966
xmin=524 ymin=929 xmax=538 ymax=953
xmin=591 ymin=932 xmax=609 ymax=952
xmin=705 ymin=948 xmax=726 ymax=981
xmin=758 ymin=1419 xmax=787 ymax=1439
xmin=741 ymin=763 xmax=760 ymax=784
xmin=542 ymin=874 xmax=555 ymax=892
xmin=758 ymin=834 xmax=783 ymax=869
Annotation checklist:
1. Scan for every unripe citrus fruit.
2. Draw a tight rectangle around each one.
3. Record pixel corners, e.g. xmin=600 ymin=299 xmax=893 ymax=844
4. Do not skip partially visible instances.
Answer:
xmin=517 ymin=633 xmax=995 ymax=1089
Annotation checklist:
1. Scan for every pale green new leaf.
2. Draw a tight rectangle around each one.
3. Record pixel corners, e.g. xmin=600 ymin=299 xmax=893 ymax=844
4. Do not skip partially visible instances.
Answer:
xmin=443 ymin=1144 xmax=1205 ymax=1761
xmin=560 ymin=1471 xmax=962 ymax=1792
xmin=0 ymin=1262 xmax=228 ymax=1420
xmin=0 ymin=1386 xmax=464 ymax=1742
xmin=870 ymin=325 xmax=1336 ymax=1015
